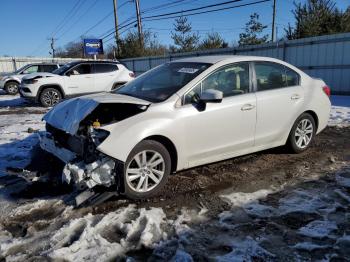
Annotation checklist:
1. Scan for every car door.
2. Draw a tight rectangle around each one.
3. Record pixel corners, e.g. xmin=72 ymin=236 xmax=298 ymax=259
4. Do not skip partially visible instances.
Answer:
xmin=65 ymin=63 xmax=95 ymax=94
xmin=180 ymin=62 xmax=257 ymax=167
xmin=253 ymin=61 xmax=304 ymax=146
xmin=93 ymin=63 xmax=119 ymax=91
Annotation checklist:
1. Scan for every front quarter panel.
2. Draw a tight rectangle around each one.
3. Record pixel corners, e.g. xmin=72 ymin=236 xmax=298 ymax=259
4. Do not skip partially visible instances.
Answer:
xmin=97 ymin=101 xmax=186 ymax=169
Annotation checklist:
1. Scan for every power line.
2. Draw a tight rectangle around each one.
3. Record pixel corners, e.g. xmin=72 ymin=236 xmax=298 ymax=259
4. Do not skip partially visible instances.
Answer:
xmin=143 ymin=0 xmax=245 ymax=20
xmin=57 ymin=0 xmax=100 ymax=39
xmin=102 ymin=0 xmax=271 ymax=39
xmin=143 ymin=0 xmax=271 ymax=22
xmin=51 ymin=0 xmax=85 ymax=37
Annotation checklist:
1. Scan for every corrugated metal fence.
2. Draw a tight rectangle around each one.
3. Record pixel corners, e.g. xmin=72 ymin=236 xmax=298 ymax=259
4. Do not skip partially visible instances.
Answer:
xmin=0 ymin=57 xmax=96 ymax=73
xmin=121 ymin=33 xmax=350 ymax=95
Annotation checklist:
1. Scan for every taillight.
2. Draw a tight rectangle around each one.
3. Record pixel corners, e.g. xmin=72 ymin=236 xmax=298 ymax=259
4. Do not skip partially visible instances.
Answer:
xmin=322 ymin=85 xmax=331 ymax=97
xmin=129 ymin=72 xmax=135 ymax=78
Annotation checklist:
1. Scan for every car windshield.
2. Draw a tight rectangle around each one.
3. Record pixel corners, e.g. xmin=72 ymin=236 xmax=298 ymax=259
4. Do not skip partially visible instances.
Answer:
xmin=52 ymin=62 xmax=77 ymax=75
xmin=115 ymin=62 xmax=212 ymax=102
xmin=14 ymin=65 xmax=30 ymax=74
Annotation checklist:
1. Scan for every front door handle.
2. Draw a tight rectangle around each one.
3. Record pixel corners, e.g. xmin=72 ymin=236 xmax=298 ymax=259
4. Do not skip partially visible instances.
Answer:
xmin=241 ymin=104 xmax=255 ymax=111
xmin=291 ymin=94 xmax=301 ymax=100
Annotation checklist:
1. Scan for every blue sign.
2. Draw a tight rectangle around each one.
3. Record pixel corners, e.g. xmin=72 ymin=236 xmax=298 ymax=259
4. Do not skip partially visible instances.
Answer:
xmin=83 ymin=39 xmax=104 ymax=55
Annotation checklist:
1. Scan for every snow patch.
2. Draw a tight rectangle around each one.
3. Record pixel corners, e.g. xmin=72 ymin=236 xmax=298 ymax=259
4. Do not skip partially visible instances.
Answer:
xmin=49 ymin=205 xmax=168 ymax=261
xmin=328 ymin=106 xmax=350 ymax=127
xmin=298 ymin=220 xmax=338 ymax=239
xmin=336 ymin=171 xmax=350 ymax=188
xmin=220 ymin=189 xmax=273 ymax=207
xmin=293 ymin=242 xmax=331 ymax=251
xmin=215 ymin=237 xmax=275 ymax=261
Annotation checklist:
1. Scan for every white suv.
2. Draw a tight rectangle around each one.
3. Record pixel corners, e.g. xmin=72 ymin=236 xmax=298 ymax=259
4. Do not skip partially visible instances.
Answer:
xmin=0 ymin=63 xmax=61 ymax=95
xmin=20 ymin=61 xmax=134 ymax=107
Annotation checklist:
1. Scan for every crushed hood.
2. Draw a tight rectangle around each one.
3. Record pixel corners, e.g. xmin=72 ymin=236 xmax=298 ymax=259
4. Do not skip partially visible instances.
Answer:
xmin=43 ymin=92 xmax=150 ymax=135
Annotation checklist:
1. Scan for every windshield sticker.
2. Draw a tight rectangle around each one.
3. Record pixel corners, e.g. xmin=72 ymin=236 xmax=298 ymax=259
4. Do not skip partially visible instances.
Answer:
xmin=178 ymin=67 xmax=199 ymax=74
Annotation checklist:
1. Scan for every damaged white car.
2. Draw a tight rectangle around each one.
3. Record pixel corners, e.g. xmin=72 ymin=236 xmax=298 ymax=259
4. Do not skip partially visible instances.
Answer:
xmin=39 ymin=55 xmax=331 ymax=199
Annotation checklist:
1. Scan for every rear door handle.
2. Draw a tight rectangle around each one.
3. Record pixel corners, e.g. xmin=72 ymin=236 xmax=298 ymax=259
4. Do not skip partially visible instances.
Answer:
xmin=241 ymin=104 xmax=255 ymax=111
xmin=291 ymin=94 xmax=301 ymax=100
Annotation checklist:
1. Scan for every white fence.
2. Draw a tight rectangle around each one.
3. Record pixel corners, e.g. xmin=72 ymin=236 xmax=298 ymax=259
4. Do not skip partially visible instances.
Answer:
xmin=0 ymin=57 xmax=97 ymax=73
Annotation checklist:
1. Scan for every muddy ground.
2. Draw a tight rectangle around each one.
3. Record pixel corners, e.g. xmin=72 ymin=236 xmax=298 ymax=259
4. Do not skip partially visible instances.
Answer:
xmin=0 ymin=96 xmax=349 ymax=261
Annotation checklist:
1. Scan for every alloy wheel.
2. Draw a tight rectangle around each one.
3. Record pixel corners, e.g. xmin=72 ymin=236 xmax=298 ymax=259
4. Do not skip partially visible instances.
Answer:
xmin=6 ymin=83 xmax=18 ymax=94
xmin=126 ymin=150 xmax=165 ymax=193
xmin=294 ymin=119 xmax=313 ymax=149
xmin=42 ymin=90 xmax=60 ymax=106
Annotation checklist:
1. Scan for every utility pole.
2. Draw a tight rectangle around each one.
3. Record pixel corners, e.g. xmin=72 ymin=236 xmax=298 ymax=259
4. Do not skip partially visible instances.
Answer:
xmin=113 ymin=0 xmax=120 ymax=58
xmin=271 ymin=0 xmax=276 ymax=42
xmin=134 ymin=0 xmax=143 ymax=48
xmin=48 ymin=37 xmax=58 ymax=60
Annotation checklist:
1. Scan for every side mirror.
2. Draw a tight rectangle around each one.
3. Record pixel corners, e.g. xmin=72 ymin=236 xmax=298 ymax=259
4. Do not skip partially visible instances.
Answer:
xmin=200 ymin=89 xmax=223 ymax=103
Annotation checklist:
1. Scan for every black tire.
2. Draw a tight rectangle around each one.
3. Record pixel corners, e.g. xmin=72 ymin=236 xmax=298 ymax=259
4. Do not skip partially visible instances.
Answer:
xmin=4 ymin=81 xmax=19 ymax=95
xmin=123 ymin=140 xmax=171 ymax=199
xmin=39 ymin=88 xmax=62 ymax=107
xmin=287 ymin=113 xmax=316 ymax=153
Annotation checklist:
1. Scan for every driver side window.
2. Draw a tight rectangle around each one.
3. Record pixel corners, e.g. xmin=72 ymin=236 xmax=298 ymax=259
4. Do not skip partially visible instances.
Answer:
xmin=184 ymin=62 xmax=250 ymax=104
xmin=23 ymin=65 xmax=39 ymax=74
xmin=68 ymin=64 xmax=92 ymax=75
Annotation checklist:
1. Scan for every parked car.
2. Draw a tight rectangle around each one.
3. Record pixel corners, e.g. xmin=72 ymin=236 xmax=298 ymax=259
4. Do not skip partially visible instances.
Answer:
xmin=0 ymin=63 xmax=61 ymax=95
xmin=20 ymin=60 xmax=135 ymax=107
xmin=39 ymin=55 xmax=331 ymax=199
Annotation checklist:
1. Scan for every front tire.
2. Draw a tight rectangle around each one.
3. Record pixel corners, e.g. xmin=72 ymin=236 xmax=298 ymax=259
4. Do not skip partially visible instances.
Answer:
xmin=4 ymin=81 xmax=19 ymax=95
xmin=39 ymin=88 xmax=62 ymax=107
xmin=124 ymin=140 xmax=171 ymax=199
xmin=287 ymin=113 xmax=316 ymax=153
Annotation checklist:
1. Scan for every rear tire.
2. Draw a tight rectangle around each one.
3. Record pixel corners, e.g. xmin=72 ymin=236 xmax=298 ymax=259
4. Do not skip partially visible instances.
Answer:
xmin=123 ymin=140 xmax=171 ymax=199
xmin=39 ymin=88 xmax=62 ymax=107
xmin=4 ymin=81 xmax=19 ymax=95
xmin=287 ymin=113 xmax=316 ymax=153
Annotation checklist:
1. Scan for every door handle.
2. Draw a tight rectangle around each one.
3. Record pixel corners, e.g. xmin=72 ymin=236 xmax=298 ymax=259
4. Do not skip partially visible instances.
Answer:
xmin=241 ymin=104 xmax=255 ymax=111
xmin=291 ymin=94 xmax=301 ymax=100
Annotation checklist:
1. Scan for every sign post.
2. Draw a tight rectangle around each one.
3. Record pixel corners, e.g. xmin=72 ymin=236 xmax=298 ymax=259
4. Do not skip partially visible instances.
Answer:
xmin=83 ymin=39 xmax=104 ymax=58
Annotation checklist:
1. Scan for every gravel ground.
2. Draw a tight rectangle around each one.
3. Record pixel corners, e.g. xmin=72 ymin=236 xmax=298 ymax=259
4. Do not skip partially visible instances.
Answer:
xmin=0 ymin=94 xmax=349 ymax=261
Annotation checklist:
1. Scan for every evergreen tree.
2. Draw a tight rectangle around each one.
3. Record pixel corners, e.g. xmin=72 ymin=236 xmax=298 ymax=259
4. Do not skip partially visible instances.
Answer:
xmin=238 ymin=13 xmax=269 ymax=46
xmin=198 ymin=32 xmax=228 ymax=50
xmin=171 ymin=16 xmax=199 ymax=52
xmin=285 ymin=0 xmax=350 ymax=40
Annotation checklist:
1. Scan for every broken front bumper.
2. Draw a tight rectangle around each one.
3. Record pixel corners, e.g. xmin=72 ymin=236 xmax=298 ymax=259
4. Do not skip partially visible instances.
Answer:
xmin=38 ymin=132 xmax=116 ymax=189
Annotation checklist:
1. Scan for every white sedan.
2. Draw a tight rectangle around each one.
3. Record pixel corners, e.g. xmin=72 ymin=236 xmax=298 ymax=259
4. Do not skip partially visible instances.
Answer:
xmin=40 ymin=55 xmax=331 ymax=199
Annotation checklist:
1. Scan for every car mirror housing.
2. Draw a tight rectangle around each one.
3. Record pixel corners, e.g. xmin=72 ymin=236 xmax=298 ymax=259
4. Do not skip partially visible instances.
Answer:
xmin=200 ymin=89 xmax=223 ymax=103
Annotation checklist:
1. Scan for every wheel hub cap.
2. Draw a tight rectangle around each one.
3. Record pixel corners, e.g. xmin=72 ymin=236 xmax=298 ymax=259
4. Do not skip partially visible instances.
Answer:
xmin=294 ymin=119 xmax=313 ymax=149
xmin=126 ymin=150 xmax=165 ymax=193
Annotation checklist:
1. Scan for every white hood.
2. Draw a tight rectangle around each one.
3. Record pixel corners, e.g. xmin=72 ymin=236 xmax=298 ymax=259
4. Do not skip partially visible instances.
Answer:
xmin=43 ymin=92 xmax=150 ymax=135
xmin=22 ymin=72 xmax=57 ymax=80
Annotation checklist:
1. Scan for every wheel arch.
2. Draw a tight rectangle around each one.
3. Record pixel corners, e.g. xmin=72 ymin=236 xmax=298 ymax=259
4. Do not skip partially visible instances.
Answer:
xmin=303 ymin=110 xmax=319 ymax=131
xmin=5 ymin=79 xmax=20 ymax=85
xmin=38 ymin=84 xmax=66 ymax=99
xmin=142 ymin=135 xmax=178 ymax=173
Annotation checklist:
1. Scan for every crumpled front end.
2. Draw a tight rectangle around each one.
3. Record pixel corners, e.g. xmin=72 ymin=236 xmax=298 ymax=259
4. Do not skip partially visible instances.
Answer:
xmin=39 ymin=94 xmax=150 ymax=190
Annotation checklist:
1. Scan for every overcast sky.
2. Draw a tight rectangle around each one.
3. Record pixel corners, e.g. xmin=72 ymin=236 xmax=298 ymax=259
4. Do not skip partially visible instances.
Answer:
xmin=0 ymin=0 xmax=349 ymax=57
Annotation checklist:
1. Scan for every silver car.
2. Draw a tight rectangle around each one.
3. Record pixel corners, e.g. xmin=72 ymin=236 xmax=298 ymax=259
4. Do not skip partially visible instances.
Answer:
xmin=0 ymin=63 xmax=61 ymax=95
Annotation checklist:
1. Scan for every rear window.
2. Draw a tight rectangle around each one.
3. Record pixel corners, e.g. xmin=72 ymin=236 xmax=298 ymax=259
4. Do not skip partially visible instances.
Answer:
xmin=94 ymin=63 xmax=118 ymax=73
xmin=39 ymin=65 xmax=58 ymax=72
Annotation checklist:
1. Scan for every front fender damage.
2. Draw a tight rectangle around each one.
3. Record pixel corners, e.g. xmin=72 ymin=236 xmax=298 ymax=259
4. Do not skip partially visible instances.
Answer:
xmin=39 ymin=94 xmax=150 ymax=196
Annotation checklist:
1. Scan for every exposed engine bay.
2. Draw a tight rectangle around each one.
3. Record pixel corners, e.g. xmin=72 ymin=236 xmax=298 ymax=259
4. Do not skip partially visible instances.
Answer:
xmin=39 ymin=101 xmax=148 ymax=192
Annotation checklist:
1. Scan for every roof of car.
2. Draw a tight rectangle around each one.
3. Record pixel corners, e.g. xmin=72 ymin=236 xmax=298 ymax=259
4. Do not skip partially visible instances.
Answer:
xmin=70 ymin=60 xmax=120 ymax=64
xmin=173 ymin=55 xmax=281 ymax=64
